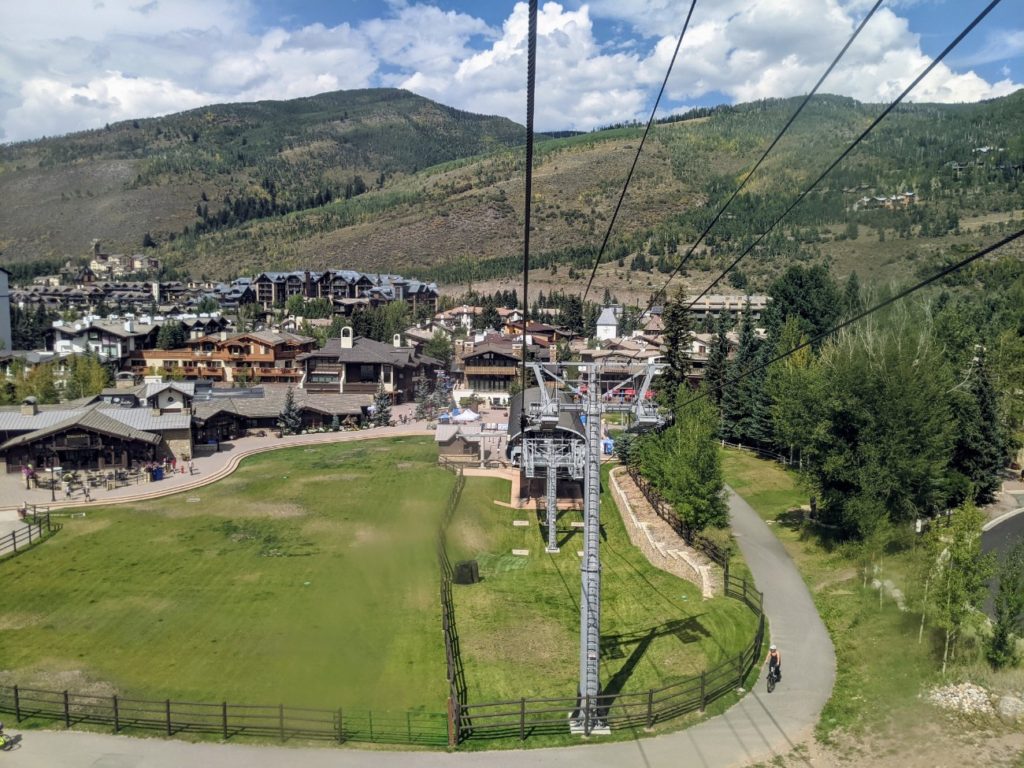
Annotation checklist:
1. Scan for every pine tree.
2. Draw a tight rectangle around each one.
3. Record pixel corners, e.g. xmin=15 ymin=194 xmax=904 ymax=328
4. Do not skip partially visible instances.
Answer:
xmin=660 ymin=289 xmax=694 ymax=401
xmin=277 ymin=387 xmax=302 ymax=435
xmin=950 ymin=349 xmax=1006 ymax=504
xmin=414 ymin=376 xmax=432 ymax=420
xmin=372 ymin=382 xmax=392 ymax=427
xmin=720 ymin=301 xmax=758 ymax=441
xmin=705 ymin=314 xmax=731 ymax=406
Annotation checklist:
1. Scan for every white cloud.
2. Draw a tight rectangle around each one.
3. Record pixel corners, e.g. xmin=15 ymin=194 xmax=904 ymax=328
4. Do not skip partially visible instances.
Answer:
xmin=0 ymin=0 xmax=1019 ymax=143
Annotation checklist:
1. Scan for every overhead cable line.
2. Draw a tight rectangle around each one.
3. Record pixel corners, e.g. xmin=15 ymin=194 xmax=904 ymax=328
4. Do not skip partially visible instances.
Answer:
xmin=520 ymin=0 xmax=539 ymax=419
xmin=681 ymin=0 xmax=1003 ymax=315
xmin=673 ymin=226 xmax=1024 ymax=415
xmin=580 ymin=0 xmax=699 ymax=306
xmin=634 ymin=0 xmax=886 ymax=312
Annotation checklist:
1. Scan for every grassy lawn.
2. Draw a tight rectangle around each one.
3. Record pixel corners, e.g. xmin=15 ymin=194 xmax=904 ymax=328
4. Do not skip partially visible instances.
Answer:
xmin=447 ymin=465 xmax=757 ymax=708
xmin=0 ymin=438 xmax=452 ymax=714
xmin=721 ymin=448 xmax=941 ymax=740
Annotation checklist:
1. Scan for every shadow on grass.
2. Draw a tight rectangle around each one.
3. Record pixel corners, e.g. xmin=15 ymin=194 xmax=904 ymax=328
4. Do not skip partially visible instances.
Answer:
xmin=600 ymin=617 xmax=709 ymax=705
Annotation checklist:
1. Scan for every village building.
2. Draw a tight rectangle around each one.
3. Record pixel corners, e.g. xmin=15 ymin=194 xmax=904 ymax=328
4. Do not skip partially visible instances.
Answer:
xmin=297 ymin=327 xmax=440 ymax=402
xmin=0 ymin=396 xmax=192 ymax=476
xmin=131 ymin=330 xmax=315 ymax=385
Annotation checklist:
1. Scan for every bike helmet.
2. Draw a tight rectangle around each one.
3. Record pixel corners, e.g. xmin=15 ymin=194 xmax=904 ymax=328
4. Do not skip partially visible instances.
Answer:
xmin=769 ymin=644 xmax=777 ymax=651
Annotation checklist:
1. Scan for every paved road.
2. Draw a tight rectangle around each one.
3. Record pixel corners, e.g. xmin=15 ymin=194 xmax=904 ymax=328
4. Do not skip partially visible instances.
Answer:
xmin=982 ymin=506 xmax=1024 ymax=616
xmin=2 ymin=488 xmax=836 ymax=768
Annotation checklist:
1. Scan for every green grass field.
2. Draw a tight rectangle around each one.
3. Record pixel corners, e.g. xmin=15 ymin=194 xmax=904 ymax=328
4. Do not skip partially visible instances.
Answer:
xmin=447 ymin=465 xmax=758 ymax=704
xmin=0 ymin=438 xmax=452 ymax=713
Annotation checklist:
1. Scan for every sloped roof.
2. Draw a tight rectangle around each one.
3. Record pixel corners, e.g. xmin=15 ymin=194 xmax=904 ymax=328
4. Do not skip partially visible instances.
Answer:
xmin=0 ymin=404 xmax=162 ymax=450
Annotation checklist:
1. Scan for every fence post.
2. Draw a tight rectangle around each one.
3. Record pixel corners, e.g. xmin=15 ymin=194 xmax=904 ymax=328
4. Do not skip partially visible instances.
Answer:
xmin=222 ymin=701 xmax=228 ymax=740
xmin=646 ymin=688 xmax=654 ymax=729
xmin=407 ymin=710 xmax=412 ymax=742
xmin=63 ymin=690 xmax=70 ymax=728
xmin=10 ymin=530 xmax=16 ymax=553
xmin=736 ymin=653 xmax=744 ymax=686
xmin=165 ymin=699 xmax=172 ymax=736
xmin=520 ymin=697 xmax=526 ymax=741
xmin=337 ymin=707 xmax=343 ymax=744
xmin=113 ymin=694 xmax=119 ymax=733
xmin=13 ymin=685 xmax=20 ymax=722
xmin=278 ymin=703 xmax=285 ymax=742
xmin=28 ymin=524 xmax=33 ymax=545
xmin=369 ymin=710 xmax=374 ymax=742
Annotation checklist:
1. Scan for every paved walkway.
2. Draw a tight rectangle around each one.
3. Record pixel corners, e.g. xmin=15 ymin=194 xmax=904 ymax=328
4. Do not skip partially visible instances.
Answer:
xmin=2 ymin=479 xmax=835 ymax=767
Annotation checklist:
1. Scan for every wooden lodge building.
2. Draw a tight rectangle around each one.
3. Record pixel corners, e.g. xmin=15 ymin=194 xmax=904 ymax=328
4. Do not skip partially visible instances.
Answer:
xmin=297 ymin=327 xmax=441 ymax=403
xmin=0 ymin=396 xmax=191 ymax=475
xmin=131 ymin=330 xmax=315 ymax=385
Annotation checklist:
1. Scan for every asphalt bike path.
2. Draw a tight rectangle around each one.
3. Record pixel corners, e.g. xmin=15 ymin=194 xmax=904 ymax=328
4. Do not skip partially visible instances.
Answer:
xmin=3 ymin=470 xmax=836 ymax=767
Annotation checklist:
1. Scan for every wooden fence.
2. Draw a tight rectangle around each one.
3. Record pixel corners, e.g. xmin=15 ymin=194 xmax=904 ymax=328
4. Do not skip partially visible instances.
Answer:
xmin=0 ymin=511 xmax=59 ymax=561
xmin=0 ymin=686 xmax=447 ymax=746
xmin=450 ymin=574 xmax=764 ymax=740
xmin=436 ymin=462 xmax=468 ymax=746
xmin=0 ymin=465 xmax=765 ymax=748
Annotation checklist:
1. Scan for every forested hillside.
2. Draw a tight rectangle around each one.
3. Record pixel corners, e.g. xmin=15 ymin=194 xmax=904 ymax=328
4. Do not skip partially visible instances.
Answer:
xmin=1 ymin=89 xmax=1021 ymax=292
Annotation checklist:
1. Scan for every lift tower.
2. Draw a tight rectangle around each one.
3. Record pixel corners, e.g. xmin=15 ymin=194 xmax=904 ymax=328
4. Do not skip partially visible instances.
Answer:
xmin=519 ymin=361 xmax=664 ymax=735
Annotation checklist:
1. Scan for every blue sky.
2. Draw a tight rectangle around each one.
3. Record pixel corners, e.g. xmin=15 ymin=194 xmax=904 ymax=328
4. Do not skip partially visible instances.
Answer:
xmin=0 ymin=1 xmax=1020 ymax=143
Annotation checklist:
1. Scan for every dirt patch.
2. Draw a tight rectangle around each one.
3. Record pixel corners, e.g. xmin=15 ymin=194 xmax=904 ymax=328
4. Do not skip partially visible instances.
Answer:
xmin=395 ymin=462 xmax=417 ymax=470
xmin=350 ymin=525 xmax=382 ymax=546
xmin=301 ymin=518 xmax=347 ymax=536
xmin=0 ymin=612 xmax=44 ymax=631
xmin=234 ymin=572 xmax=262 ymax=583
xmin=757 ymin=716 xmax=1024 ymax=768
xmin=160 ymin=502 xmax=306 ymax=519
xmin=814 ymin=567 xmax=858 ymax=593
xmin=463 ymin=615 xmax=568 ymax=669
xmin=0 ymin=665 xmax=118 ymax=698
xmin=61 ymin=517 xmax=112 ymax=537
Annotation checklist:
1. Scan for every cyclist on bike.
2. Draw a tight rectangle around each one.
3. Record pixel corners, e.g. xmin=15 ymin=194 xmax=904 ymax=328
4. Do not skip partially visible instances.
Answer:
xmin=765 ymin=644 xmax=782 ymax=682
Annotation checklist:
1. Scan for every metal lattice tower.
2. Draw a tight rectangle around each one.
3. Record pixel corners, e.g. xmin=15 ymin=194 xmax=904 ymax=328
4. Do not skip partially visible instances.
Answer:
xmin=576 ymin=371 xmax=604 ymax=730
xmin=517 ymin=361 xmax=664 ymax=735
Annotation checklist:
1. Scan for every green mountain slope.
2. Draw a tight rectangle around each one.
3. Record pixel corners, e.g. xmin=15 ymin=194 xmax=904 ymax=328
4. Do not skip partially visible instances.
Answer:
xmin=1 ymin=90 xmax=1021 ymax=294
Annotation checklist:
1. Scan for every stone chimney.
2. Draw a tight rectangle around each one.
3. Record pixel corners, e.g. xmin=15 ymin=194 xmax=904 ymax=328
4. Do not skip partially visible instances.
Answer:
xmin=124 ymin=317 xmax=134 ymax=333
xmin=393 ymin=333 xmax=402 ymax=348
xmin=20 ymin=397 xmax=38 ymax=416
xmin=152 ymin=281 xmax=161 ymax=303
xmin=341 ymin=326 xmax=353 ymax=349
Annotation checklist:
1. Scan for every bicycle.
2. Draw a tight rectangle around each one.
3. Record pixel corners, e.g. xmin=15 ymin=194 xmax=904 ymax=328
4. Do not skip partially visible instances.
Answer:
xmin=0 ymin=728 xmax=16 ymax=751
xmin=766 ymin=664 xmax=781 ymax=693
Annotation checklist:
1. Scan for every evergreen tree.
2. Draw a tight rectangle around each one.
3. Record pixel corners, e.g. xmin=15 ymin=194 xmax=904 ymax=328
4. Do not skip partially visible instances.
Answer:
xmin=841 ymin=272 xmax=862 ymax=318
xmin=704 ymin=314 xmax=731 ymax=406
xmin=277 ymin=386 xmax=302 ymax=435
xmin=660 ymin=289 xmax=694 ymax=401
xmin=988 ymin=539 xmax=1024 ymax=668
xmin=804 ymin=307 xmax=954 ymax=536
xmin=156 ymin=320 xmax=188 ymax=349
xmin=949 ymin=349 xmax=1006 ymax=504
xmin=720 ymin=300 xmax=759 ymax=442
xmin=414 ymin=376 xmax=432 ymax=420
xmin=372 ymin=382 xmax=392 ymax=427
xmin=764 ymin=264 xmax=841 ymax=346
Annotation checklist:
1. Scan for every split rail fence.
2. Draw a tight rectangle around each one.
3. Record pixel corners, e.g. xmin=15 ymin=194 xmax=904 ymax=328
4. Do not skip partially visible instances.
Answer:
xmin=0 ymin=511 xmax=59 ymax=561
xmin=0 ymin=464 xmax=765 ymax=748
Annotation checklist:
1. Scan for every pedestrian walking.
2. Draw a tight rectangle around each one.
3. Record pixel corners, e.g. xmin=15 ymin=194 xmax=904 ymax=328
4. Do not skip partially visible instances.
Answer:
xmin=188 ymin=459 xmax=195 ymax=476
